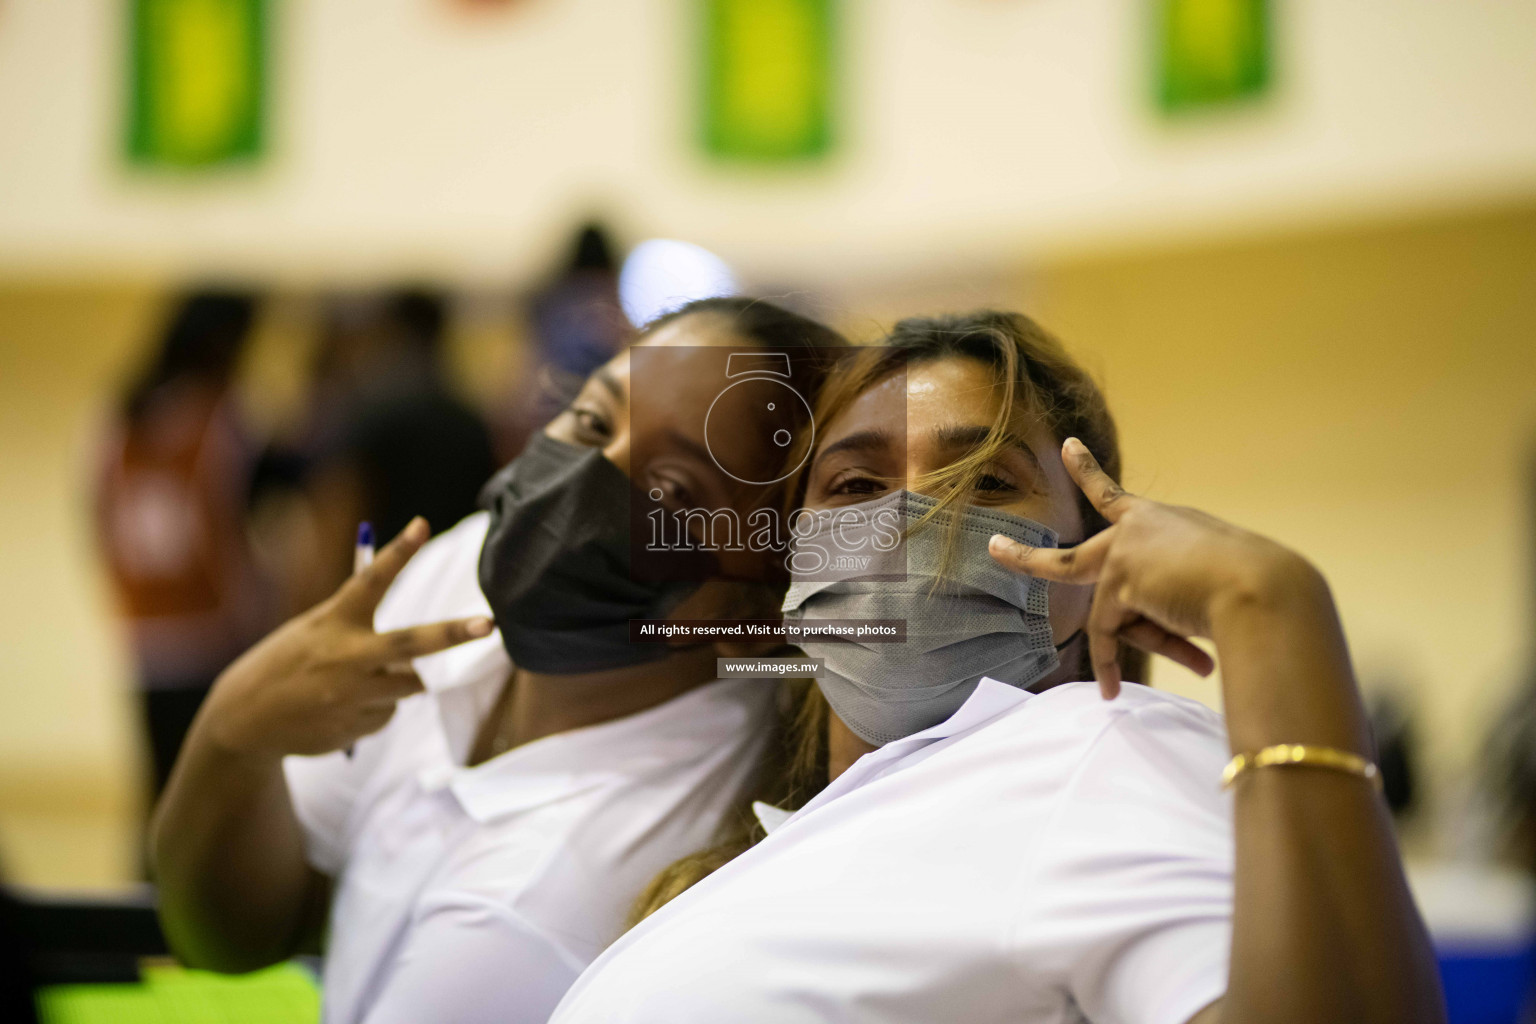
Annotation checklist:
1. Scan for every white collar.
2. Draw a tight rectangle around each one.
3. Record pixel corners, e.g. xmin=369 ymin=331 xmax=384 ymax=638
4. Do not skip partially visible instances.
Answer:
xmin=386 ymin=527 xmax=776 ymax=824
xmin=753 ymin=678 xmax=1033 ymax=836
xmin=409 ymin=629 xmax=512 ymax=768
xmin=896 ymin=676 xmax=1035 ymax=743
xmin=421 ymin=677 xmax=773 ymax=824
xmin=416 ymin=631 xmax=509 ymax=694
xmin=751 ymin=801 xmax=794 ymax=835
xmin=380 ymin=549 xmax=513 ymax=764
xmin=402 ymin=559 xmax=504 ymax=696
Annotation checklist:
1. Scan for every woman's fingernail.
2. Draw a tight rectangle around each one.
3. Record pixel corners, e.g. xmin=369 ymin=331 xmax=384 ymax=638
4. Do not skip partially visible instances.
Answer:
xmin=407 ymin=517 xmax=429 ymax=541
xmin=1064 ymin=437 xmax=1084 ymax=453
xmin=989 ymin=534 xmax=1020 ymax=555
xmin=466 ymin=617 xmax=494 ymax=637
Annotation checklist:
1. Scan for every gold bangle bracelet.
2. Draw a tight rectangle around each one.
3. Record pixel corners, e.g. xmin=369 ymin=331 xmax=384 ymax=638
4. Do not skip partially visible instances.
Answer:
xmin=1221 ymin=744 xmax=1383 ymax=791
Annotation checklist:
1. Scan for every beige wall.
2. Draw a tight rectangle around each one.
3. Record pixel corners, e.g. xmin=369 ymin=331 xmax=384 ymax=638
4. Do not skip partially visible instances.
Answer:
xmin=1028 ymin=202 xmax=1536 ymax=797
xmin=0 ymin=285 xmax=160 ymax=883
xmin=3 ymin=1 xmax=1535 ymax=285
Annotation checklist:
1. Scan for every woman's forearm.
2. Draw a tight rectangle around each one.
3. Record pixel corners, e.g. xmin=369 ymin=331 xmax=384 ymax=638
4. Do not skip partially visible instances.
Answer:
xmin=150 ymin=716 xmax=322 ymax=973
xmin=1211 ymin=557 xmax=1444 ymax=1024
xmin=146 ymin=520 xmax=477 ymax=972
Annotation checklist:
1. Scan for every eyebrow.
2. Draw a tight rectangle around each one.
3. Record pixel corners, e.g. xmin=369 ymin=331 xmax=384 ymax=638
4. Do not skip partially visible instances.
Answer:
xmin=929 ymin=424 xmax=1043 ymax=470
xmin=811 ymin=429 xmax=897 ymax=463
xmin=662 ymin=428 xmax=716 ymax=466
xmin=592 ymin=366 xmax=626 ymax=406
xmin=813 ymin=428 xmax=896 ymax=467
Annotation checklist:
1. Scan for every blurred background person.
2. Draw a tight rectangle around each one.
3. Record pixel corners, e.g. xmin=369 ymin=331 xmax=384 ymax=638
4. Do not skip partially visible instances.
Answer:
xmin=0 ymin=857 xmax=41 ymax=1024
xmin=1484 ymin=441 xmax=1536 ymax=872
xmin=264 ymin=288 xmax=500 ymax=610
xmin=494 ymin=223 xmax=633 ymax=461
xmin=92 ymin=290 xmax=274 ymax=803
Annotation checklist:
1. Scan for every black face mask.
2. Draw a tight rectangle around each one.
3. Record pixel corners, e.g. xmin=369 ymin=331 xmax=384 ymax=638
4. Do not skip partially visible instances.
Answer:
xmin=477 ymin=433 xmax=710 ymax=674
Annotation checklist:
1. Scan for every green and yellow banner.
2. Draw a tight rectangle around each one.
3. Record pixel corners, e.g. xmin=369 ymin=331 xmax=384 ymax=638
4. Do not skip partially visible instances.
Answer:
xmin=1157 ymin=0 xmax=1271 ymax=113
xmin=127 ymin=0 xmax=268 ymax=168
xmin=701 ymin=0 xmax=835 ymax=163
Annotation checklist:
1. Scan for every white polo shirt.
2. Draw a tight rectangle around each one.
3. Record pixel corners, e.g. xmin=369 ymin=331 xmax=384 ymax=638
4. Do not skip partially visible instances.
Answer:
xmin=283 ymin=513 xmax=776 ymax=1024
xmin=550 ymin=678 xmax=1234 ymax=1024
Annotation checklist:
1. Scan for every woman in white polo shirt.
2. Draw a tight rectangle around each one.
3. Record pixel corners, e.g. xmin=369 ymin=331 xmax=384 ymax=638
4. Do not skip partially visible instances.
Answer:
xmin=151 ymin=298 xmax=846 ymax=1024
xmin=551 ymin=311 xmax=1443 ymax=1024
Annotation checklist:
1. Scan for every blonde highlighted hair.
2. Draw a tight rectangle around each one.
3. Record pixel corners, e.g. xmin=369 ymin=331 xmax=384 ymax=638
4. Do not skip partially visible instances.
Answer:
xmin=628 ymin=310 xmax=1137 ymax=926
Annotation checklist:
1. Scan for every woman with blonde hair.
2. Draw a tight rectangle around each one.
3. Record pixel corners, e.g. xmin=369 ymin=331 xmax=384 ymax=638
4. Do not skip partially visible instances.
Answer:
xmin=552 ymin=311 xmax=1444 ymax=1024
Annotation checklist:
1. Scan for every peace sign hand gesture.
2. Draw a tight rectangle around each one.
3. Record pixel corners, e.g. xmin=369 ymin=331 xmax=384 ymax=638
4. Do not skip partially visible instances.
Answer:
xmin=201 ymin=517 xmax=494 ymax=758
xmin=989 ymin=438 xmax=1328 ymax=702
xmin=989 ymin=439 xmax=1444 ymax=1024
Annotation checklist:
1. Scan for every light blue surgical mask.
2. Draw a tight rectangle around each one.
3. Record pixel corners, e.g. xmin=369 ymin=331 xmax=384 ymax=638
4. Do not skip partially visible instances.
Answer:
xmin=781 ymin=490 xmax=1062 ymax=745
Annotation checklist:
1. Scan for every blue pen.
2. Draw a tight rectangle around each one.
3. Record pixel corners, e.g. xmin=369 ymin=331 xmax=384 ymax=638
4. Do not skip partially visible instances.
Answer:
xmin=346 ymin=522 xmax=375 ymax=759
xmin=354 ymin=521 xmax=375 ymax=574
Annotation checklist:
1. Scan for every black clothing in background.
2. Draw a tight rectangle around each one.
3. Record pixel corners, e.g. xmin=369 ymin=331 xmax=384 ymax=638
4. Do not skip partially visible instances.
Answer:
xmin=345 ymin=384 xmax=499 ymax=544
xmin=0 ymin=881 xmax=39 ymax=1024
xmin=142 ymin=685 xmax=215 ymax=797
